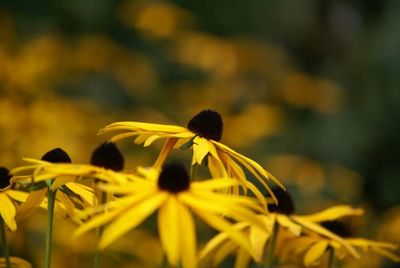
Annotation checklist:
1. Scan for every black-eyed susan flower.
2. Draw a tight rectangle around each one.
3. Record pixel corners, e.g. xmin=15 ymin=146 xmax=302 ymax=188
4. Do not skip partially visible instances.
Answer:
xmin=199 ymin=188 xmax=363 ymax=268
xmin=74 ymin=163 xmax=267 ymax=268
xmin=281 ymin=220 xmax=400 ymax=267
xmin=0 ymin=167 xmax=32 ymax=268
xmin=98 ymin=109 xmax=285 ymax=204
xmin=11 ymin=149 xmax=95 ymax=223
xmin=0 ymin=167 xmax=29 ymax=232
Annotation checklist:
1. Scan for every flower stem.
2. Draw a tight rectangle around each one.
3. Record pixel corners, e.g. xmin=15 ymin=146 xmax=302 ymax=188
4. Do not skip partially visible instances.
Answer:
xmin=94 ymin=192 xmax=107 ymax=268
xmin=264 ymin=222 xmax=279 ymax=268
xmin=45 ymin=188 xmax=57 ymax=268
xmin=190 ymin=163 xmax=198 ymax=180
xmin=327 ymin=246 xmax=335 ymax=268
xmin=0 ymin=217 xmax=11 ymax=268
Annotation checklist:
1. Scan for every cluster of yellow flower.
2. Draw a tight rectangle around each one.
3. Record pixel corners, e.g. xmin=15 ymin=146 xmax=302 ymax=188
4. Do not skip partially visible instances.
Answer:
xmin=1 ymin=109 xmax=399 ymax=268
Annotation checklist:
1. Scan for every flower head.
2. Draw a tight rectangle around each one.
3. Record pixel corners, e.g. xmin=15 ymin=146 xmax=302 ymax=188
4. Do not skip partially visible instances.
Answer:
xmin=98 ymin=109 xmax=285 ymax=205
xmin=74 ymin=163 xmax=267 ymax=268
xmin=90 ymin=142 xmax=124 ymax=171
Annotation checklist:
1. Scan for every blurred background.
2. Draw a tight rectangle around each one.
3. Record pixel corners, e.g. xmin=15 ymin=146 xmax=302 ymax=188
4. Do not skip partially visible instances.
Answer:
xmin=0 ymin=0 xmax=399 ymax=267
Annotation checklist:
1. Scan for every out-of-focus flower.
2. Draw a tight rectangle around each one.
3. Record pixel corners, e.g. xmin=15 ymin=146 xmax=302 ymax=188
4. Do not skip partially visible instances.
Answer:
xmin=0 ymin=256 xmax=32 ymax=268
xmin=99 ymin=109 xmax=285 ymax=205
xmin=281 ymin=220 xmax=400 ymax=266
xmin=118 ymin=0 xmax=195 ymax=39
xmin=0 ymin=167 xmax=30 ymax=231
xmin=11 ymin=149 xmax=97 ymax=223
xmin=75 ymin=163 xmax=267 ymax=268
xmin=200 ymin=188 xmax=362 ymax=267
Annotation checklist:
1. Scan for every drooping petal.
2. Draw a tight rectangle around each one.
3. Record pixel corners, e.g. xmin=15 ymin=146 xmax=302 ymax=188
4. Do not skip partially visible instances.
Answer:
xmin=192 ymin=137 xmax=210 ymax=165
xmin=212 ymin=240 xmax=238 ymax=267
xmin=99 ymin=192 xmax=167 ymax=249
xmin=235 ymin=248 xmax=252 ymax=268
xmin=303 ymin=240 xmax=329 ymax=266
xmin=277 ymin=215 xmax=302 ymax=236
xmin=181 ymin=192 xmax=266 ymax=230
xmin=65 ymin=182 xmax=95 ymax=206
xmin=299 ymin=205 xmax=364 ymax=222
xmin=153 ymin=138 xmax=178 ymax=169
xmin=199 ymin=222 xmax=248 ymax=261
xmin=249 ymin=222 xmax=271 ymax=262
xmin=291 ymin=215 xmax=359 ymax=258
xmin=15 ymin=189 xmax=47 ymax=220
xmin=371 ymin=247 xmax=400 ymax=262
xmin=158 ymin=196 xmax=180 ymax=266
xmin=0 ymin=193 xmax=17 ymax=231
xmin=194 ymin=209 xmax=255 ymax=258
xmin=177 ymin=199 xmax=197 ymax=268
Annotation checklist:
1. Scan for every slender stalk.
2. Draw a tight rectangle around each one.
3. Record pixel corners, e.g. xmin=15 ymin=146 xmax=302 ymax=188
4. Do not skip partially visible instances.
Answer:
xmin=45 ymin=188 xmax=57 ymax=268
xmin=190 ymin=163 xmax=198 ymax=180
xmin=264 ymin=222 xmax=279 ymax=268
xmin=94 ymin=191 xmax=107 ymax=268
xmin=327 ymin=246 xmax=335 ymax=268
xmin=0 ymin=217 xmax=11 ymax=268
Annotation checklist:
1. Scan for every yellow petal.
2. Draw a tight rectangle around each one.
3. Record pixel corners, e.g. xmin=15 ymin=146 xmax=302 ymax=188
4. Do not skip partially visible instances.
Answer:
xmin=5 ymin=190 xmax=29 ymax=203
xmin=291 ymin=215 xmax=359 ymax=258
xmin=213 ymin=141 xmax=285 ymax=189
xmin=56 ymin=192 xmax=75 ymax=218
xmin=180 ymin=192 xmax=266 ymax=230
xmin=153 ymin=138 xmax=178 ymax=169
xmin=199 ymin=222 xmax=248 ymax=261
xmin=0 ymin=193 xmax=17 ymax=231
xmin=277 ymin=215 xmax=302 ymax=236
xmin=177 ymin=199 xmax=197 ymax=268
xmin=249 ymin=223 xmax=270 ymax=262
xmin=235 ymin=248 xmax=252 ymax=268
xmin=65 ymin=182 xmax=94 ymax=206
xmin=191 ymin=178 xmax=240 ymax=191
xmin=192 ymin=137 xmax=210 ymax=165
xmin=208 ymin=155 xmax=228 ymax=178
xmin=194 ymin=209 xmax=255 ymax=258
xmin=158 ymin=196 xmax=180 ymax=266
xmin=99 ymin=192 xmax=167 ymax=249
xmin=303 ymin=240 xmax=329 ymax=266
xmin=299 ymin=205 xmax=363 ymax=222
xmin=15 ymin=189 xmax=47 ymax=220
xmin=371 ymin=247 xmax=400 ymax=262
xmin=346 ymin=238 xmax=398 ymax=250
xmin=212 ymin=240 xmax=238 ymax=266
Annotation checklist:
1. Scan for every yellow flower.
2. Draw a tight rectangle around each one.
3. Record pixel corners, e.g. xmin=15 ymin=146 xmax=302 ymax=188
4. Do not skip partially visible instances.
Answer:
xmin=0 ymin=167 xmax=30 ymax=231
xmin=282 ymin=220 xmax=400 ymax=266
xmin=74 ymin=163 xmax=267 ymax=268
xmin=0 ymin=256 xmax=32 ymax=268
xmin=11 ymin=149 xmax=97 ymax=222
xmin=99 ymin=109 xmax=285 ymax=205
xmin=199 ymin=188 xmax=363 ymax=267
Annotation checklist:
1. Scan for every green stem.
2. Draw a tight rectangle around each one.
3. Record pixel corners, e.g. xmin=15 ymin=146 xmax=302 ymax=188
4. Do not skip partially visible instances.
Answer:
xmin=94 ymin=192 xmax=107 ymax=268
xmin=45 ymin=188 xmax=57 ymax=268
xmin=327 ymin=246 xmax=335 ymax=268
xmin=0 ymin=217 xmax=11 ymax=268
xmin=264 ymin=222 xmax=279 ymax=268
xmin=190 ymin=163 xmax=198 ymax=180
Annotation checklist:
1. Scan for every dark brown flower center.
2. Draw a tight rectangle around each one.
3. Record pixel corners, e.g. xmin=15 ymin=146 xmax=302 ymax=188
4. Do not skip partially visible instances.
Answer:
xmin=90 ymin=142 xmax=124 ymax=171
xmin=41 ymin=148 xmax=72 ymax=163
xmin=187 ymin=109 xmax=223 ymax=141
xmin=158 ymin=163 xmax=190 ymax=193
xmin=267 ymin=187 xmax=295 ymax=215
xmin=321 ymin=220 xmax=352 ymax=237
xmin=0 ymin=167 xmax=11 ymax=189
